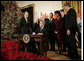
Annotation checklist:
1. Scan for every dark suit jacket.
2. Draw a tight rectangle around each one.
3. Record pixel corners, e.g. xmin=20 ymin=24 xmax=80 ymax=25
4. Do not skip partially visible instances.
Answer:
xmin=62 ymin=15 xmax=66 ymax=34
xmin=65 ymin=8 xmax=78 ymax=33
xmin=44 ymin=18 xmax=50 ymax=34
xmin=63 ymin=15 xmax=66 ymax=29
xmin=44 ymin=18 xmax=50 ymax=29
xmin=33 ymin=22 xmax=39 ymax=32
xmin=18 ymin=17 xmax=32 ymax=34
xmin=48 ymin=18 xmax=55 ymax=40
xmin=49 ymin=18 xmax=55 ymax=34
xmin=34 ymin=26 xmax=49 ymax=36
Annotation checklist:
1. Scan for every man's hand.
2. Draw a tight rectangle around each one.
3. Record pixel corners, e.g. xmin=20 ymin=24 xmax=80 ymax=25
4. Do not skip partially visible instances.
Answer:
xmin=37 ymin=33 xmax=43 ymax=35
xmin=32 ymin=32 xmax=36 ymax=35
xmin=67 ymin=30 xmax=71 ymax=36
xmin=55 ymin=31 xmax=58 ymax=34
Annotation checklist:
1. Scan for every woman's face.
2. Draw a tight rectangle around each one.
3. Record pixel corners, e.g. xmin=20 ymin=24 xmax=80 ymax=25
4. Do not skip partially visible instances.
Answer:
xmin=55 ymin=14 xmax=59 ymax=18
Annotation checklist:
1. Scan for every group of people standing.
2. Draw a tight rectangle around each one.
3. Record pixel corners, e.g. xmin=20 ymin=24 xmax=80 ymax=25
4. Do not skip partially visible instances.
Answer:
xmin=18 ymin=3 xmax=80 ymax=60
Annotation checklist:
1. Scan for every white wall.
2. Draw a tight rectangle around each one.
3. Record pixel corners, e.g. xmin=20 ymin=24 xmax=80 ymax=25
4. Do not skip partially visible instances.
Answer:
xmin=16 ymin=1 xmax=62 ymax=22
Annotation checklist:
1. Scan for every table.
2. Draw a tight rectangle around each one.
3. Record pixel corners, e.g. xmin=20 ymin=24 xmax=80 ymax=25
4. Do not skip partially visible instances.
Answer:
xmin=12 ymin=34 xmax=48 ymax=56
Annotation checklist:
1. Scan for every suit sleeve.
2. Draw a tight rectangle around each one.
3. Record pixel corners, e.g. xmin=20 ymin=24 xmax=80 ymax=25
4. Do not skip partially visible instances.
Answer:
xmin=51 ymin=20 xmax=55 ymax=32
xmin=65 ymin=9 xmax=77 ymax=30
xmin=58 ymin=18 xmax=64 ymax=32
xmin=18 ymin=18 xmax=23 ymax=32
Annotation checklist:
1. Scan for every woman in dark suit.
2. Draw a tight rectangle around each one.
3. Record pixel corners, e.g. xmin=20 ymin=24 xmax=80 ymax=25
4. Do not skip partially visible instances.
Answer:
xmin=54 ymin=11 xmax=64 ymax=55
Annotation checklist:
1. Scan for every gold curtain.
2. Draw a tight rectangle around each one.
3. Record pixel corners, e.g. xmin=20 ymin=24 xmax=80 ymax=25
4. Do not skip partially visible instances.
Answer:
xmin=62 ymin=1 xmax=81 ymax=16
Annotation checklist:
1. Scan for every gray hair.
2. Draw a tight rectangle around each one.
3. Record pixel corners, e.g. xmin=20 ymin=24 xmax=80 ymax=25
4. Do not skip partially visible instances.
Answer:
xmin=64 ymin=3 xmax=71 ymax=7
xmin=40 ymin=20 xmax=45 ymax=24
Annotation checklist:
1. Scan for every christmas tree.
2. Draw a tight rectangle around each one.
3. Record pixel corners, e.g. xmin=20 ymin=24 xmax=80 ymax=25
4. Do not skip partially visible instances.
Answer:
xmin=1 ymin=1 xmax=23 ymax=42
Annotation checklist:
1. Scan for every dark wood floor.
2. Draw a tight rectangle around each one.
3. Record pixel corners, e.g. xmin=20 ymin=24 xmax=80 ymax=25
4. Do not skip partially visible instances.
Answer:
xmin=47 ymin=45 xmax=81 ymax=60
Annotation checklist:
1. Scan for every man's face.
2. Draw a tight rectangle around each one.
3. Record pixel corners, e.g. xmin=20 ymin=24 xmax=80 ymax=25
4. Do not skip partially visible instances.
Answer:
xmin=64 ymin=6 xmax=68 ymax=11
xmin=36 ymin=18 xmax=39 ymax=23
xmin=41 ymin=15 xmax=45 ymax=21
xmin=49 ymin=14 xmax=53 ymax=19
xmin=24 ymin=12 xmax=28 ymax=18
xmin=60 ymin=11 xmax=64 ymax=16
xmin=40 ymin=22 xmax=44 ymax=27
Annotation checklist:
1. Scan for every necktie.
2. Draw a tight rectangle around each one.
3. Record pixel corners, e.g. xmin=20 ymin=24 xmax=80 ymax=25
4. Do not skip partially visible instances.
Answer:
xmin=40 ymin=27 xmax=43 ymax=33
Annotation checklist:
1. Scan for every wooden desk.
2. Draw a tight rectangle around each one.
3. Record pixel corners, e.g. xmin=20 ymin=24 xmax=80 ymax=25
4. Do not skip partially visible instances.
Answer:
xmin=12 ymin=34 xmax=48 ymax=56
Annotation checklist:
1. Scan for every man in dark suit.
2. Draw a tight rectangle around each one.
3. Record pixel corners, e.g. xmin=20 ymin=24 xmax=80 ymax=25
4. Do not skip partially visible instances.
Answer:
xmin=60 ymin=9 xmax=67 ymax=52
xmin=18 ymin=11 xmax=38 ymax=55
xmin=48 ymin=13 xmax=55 ymax=51
xmin=32 ymin=20 xmax=49 ymax=50
xmin=18 ymin=11 xmax=32 ymax=34
xmin=33 ymin=18 xmax=40 ymax=32
xmin=33 ymin=20 xmax=49 ymax=36
xmin=33 ymin=14 xmax=50 ymax=36
xmin=64 ymin=3 xmax=79 ymax=59
xmin=40 ymin=14 xmax=50 ymax=32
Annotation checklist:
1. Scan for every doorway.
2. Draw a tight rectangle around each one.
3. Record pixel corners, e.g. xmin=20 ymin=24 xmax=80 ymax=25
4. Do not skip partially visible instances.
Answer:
xmin=21 ymin=4 xmax=34 ymax=29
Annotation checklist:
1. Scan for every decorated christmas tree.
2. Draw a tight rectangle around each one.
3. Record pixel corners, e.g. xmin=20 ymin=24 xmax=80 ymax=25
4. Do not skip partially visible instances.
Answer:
xmin=1 ymin=1 xmax=23 ymax=42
